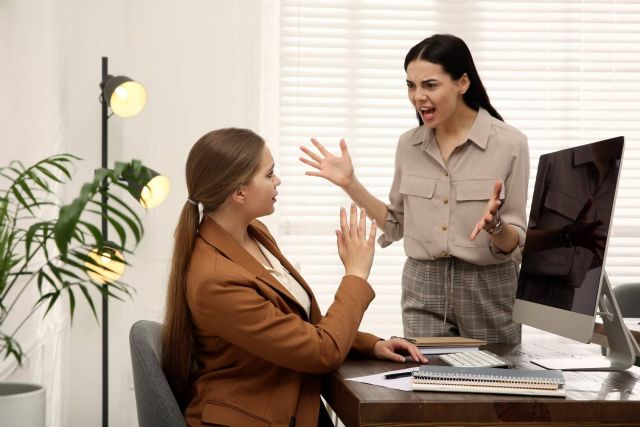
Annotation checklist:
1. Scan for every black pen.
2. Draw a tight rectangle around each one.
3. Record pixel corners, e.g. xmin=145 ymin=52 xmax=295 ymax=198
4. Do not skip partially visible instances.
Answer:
xmin=384 ymin=371 xmax=414 ymax=380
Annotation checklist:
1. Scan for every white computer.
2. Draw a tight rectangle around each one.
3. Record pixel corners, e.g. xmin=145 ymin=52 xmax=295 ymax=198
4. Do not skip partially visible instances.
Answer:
xmin=513 ymin=136 xmax=638 ymax=370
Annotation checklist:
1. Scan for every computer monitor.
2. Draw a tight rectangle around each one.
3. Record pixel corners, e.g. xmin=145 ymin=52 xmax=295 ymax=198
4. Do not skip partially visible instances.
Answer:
xmin=513 ymin=136 xmax=637 ymax=370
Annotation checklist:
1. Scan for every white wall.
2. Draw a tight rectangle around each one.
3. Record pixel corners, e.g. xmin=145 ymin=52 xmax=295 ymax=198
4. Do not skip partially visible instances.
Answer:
xmin=1 ymin=0 xmax=268 ymax=426
xmin=1 ymin=1 xmax=72 ymax=426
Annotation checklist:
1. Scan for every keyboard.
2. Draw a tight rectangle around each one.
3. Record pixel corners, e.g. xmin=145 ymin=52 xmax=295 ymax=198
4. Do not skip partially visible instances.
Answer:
xmin=439 ymin=350 xmax=511 ymax=368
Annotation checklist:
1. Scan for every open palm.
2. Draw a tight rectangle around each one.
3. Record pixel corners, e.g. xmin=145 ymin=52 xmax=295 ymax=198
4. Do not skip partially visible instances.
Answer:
xmin=299 ymin=138 xmax=354 ymax=188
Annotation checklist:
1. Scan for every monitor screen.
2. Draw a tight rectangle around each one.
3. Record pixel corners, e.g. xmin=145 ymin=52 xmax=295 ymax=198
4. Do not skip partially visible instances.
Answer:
xmin=513 ymin=136 xmax=624 ymax=343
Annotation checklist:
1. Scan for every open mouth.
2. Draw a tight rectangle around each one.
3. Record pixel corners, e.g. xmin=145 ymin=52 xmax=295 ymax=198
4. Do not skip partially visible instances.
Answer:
xmin=418 ymin=106 xmax=436 ymax=121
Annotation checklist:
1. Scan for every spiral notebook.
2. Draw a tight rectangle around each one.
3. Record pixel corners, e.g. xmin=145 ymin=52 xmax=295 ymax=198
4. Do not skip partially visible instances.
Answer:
xmin=412 ymin=365 xmax=566 ymax=397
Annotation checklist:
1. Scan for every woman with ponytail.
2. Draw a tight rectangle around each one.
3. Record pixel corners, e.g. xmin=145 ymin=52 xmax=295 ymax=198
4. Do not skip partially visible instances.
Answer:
xmin=162 ymin=128 xmax=425 ymax=427
xmin=300 ymin=34 xmax=530 ymax=345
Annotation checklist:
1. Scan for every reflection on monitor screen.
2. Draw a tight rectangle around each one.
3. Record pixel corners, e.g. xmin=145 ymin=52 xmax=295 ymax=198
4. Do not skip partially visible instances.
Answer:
xmin=513 ymin=136 xmax=624 ymax=344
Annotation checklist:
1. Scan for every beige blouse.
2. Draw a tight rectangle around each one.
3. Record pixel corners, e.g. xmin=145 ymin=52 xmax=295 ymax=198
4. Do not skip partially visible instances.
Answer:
xmin=256 ymin=240 xmax=311 ymax=316
xmin=378 ymin=108 xmax=530 ymax=266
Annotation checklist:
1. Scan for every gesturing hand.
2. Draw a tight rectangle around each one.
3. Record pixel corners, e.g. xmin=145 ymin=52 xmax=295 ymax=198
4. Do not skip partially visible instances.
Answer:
xmin=299 ymin=138 xmax=355 ymax=188
xmin=336 ymin=203 xmax=377 ymax=281
xmin=470 ymin=180 xmax=503 ymax=240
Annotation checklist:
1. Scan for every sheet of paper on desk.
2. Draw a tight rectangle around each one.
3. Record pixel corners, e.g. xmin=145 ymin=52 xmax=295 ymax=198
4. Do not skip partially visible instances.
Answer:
xmin=420 ymin=346 xmax=479 ymax=355
xmin=346 ymin=367 xmax=418 ymax=392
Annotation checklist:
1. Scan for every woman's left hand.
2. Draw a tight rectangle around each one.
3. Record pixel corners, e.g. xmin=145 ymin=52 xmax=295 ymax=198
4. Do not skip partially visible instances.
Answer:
xmin=470 ymin=180 xmax=503 ymax=240
xmin=373 ymin=338 xmax=428 ymax=363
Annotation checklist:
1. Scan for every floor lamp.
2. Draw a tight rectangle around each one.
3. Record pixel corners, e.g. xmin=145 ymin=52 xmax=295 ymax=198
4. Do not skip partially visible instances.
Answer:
xmin=98 ymin=56 xmax=169 ymax=427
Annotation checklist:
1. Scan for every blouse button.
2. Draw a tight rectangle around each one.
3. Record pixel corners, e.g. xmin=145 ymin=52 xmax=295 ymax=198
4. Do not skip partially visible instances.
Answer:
xmin=443 ymin=198 xmax=449 ymax=204
xmin=441 ymin=250 xmax=449 ymax=257
xmin=442 ymin=224 xmax=448 ymax=231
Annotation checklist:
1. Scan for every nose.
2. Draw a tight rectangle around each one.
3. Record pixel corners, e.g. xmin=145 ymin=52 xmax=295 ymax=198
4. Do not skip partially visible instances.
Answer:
xmin=274 ymin=174 xmax=282 ymax=187
xmin=414 ymin=87 xmax=428 ymax=103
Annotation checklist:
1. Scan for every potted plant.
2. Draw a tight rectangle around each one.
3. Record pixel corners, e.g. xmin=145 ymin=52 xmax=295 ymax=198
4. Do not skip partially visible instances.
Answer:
xmin=0 ymin=154 xmax=160 ymax=427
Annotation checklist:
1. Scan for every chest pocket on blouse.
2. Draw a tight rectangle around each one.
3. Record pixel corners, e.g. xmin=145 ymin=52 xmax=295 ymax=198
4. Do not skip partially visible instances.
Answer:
xmin=453 ymin=179 xmax=501 ymax=248
xmin=399 ymin=174 xmax=436 ymax=242
xmin=543 ymin=188 xmax=583 ymax=223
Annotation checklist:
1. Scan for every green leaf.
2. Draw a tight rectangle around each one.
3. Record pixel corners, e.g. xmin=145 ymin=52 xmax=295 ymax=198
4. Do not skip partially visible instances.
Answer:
xmin=34 ymin=164 xmax=65 ymax=185
xmin=1 ymin=334 xmax=24 ymax=365
xmin=54 ymin=179 xmax=101 ymax=255
xmin=10 ymin=187 xmax=34 ymax=215
xmin=67 ymin=287 xmax=76 ymax=322
xmin=43 ymin=291 xmax=60 ymax=317
xmin=97 ymin=192 xmax=144 ymax=240
xmin=87 ymin=208 xmax=128 ymax=249
xmin=77 ymin=284 xmax=98 ymax=321
xmin=90 ymin=199 xmax=142 ymax=243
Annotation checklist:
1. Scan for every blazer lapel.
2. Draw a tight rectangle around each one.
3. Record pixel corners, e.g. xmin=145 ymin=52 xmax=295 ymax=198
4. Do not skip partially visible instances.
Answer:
xmin=198 ymin=217 xmax=317 ymax=321
xmin=249 ymin=223 xmax=322 ymax=323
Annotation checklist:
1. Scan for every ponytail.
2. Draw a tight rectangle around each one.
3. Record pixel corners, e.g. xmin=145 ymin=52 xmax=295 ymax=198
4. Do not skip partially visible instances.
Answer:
xmin=161 ymin=128 xmax=265 ymax=409
xmin=162 ymin=200 xmax=200 ymax=409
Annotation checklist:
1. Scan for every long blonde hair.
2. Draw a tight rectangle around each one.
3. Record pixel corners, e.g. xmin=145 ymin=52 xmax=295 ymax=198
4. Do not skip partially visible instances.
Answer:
xmin=161 ymin=128 xmax=265 ymax=407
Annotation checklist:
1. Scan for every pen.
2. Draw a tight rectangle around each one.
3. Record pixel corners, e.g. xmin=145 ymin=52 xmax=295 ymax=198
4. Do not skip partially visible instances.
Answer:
xmin=384 ymin=371 xmax=414 ymax=380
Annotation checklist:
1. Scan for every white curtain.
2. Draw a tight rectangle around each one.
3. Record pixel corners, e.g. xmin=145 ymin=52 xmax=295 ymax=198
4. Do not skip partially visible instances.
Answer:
xmin=275 ymin=0 xmax=640 ymax=338
xmin=0 ymin=1 xmax=70 ymax=426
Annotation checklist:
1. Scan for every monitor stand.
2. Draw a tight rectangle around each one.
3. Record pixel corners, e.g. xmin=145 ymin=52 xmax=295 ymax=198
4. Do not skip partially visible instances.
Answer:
xmin=531 ymin=271 xmax=638 ymax=371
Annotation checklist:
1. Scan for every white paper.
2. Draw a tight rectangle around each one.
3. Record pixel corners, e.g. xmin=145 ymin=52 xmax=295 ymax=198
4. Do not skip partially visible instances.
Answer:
xmin=345 ymin=367 xmax=418 ymax=391
xmin=420 ymin=346 xmax=479 ymax=355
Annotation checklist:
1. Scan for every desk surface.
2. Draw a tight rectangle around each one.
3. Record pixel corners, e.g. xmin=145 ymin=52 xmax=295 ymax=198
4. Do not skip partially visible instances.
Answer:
xmin=323 ymin=329 xmax=640 ymax=427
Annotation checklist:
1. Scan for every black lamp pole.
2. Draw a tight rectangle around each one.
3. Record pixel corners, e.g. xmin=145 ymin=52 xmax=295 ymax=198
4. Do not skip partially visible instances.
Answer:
xmin=100 ymin=55 xmax=110 ymax=427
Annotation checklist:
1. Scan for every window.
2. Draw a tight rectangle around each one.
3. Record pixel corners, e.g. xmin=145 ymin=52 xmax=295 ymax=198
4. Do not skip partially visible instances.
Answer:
xmin=275 ymin=0 xmax=640 ymax=337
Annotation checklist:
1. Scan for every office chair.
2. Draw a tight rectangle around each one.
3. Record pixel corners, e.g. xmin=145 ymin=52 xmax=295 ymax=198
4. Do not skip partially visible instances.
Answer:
xmin=613 ymin=282 xmax=640 ymax=317
xmin=129 ymin=320 xmax=187 ymax=427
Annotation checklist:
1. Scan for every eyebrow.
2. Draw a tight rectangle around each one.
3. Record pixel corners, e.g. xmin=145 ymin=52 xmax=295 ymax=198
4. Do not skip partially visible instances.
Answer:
xmin=406 ymin=78 xmax=439 ymax=84
xmin=267 ymin=163 xmax=275 ymax=172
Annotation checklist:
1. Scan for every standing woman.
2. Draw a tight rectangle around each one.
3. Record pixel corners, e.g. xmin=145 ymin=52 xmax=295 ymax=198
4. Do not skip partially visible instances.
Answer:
xmin=300 ymin=34 xmax=529 ymax=344
xmin=162 ymin=128 xmax=425 ymax=427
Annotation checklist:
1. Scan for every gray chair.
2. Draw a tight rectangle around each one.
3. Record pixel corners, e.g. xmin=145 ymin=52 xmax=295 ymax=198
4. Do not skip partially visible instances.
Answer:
xmin=613 ymin=282 xmax=640 ymax=317
xmin=129 ymin=320 xmax=187 ymax=427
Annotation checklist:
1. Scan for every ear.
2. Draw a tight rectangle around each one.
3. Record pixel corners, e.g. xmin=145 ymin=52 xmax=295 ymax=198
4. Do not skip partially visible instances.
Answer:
xmin=459 ymin=73 xmax=470 ymax=94
xmin=230 ymin=186 xmax=247 ymax=204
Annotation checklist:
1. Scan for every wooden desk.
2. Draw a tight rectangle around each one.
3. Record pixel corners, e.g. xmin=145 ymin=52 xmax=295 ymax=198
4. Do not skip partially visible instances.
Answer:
xmin=323 ymin=331 xmax=640 ymax=426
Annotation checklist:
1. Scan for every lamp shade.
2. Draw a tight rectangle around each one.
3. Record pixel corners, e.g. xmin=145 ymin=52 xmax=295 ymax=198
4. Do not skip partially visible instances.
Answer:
xmin=103 ymin=75 xmax=147 ymax=118
xmin=85 ymin=245 xmax=126 ymax=284
xmin=140 ymin=174 xmax=170 ymax=209
xmin=124 ymin=167 xmax=170 ymax=209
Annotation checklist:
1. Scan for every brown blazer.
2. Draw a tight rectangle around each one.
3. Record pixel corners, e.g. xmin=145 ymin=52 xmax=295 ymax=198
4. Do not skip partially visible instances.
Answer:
xmin=184 ymin=217 xmax=380 ymax=427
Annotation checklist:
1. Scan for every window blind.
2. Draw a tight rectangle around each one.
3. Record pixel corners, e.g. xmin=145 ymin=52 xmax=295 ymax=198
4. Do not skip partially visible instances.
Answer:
xmin=276 ymin=0 xmax=640 ymax=337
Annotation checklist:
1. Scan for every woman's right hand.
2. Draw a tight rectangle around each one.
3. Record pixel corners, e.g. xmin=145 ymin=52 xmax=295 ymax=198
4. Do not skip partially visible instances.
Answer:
xmin=336 ymin=204 xmax=377 ymax=281
xmin=299 ymin=138 xmax=355 ymax=188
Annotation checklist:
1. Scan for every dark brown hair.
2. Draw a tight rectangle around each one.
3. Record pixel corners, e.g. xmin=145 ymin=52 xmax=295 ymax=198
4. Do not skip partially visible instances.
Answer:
xmin=404 ymin=34 xmax=503 ymax=124
xmin=161 ymin=128 xmax=265 ymax=407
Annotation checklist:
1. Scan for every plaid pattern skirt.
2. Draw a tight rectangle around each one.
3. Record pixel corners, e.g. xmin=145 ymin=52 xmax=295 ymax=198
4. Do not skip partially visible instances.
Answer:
xmin=401 ymin=257 xmax=521 ymax=344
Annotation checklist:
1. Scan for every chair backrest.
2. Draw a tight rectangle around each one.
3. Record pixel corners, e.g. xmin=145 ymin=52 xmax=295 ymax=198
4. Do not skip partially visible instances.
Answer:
xmin=129 ymin=320 xmax=187 ymax=427
xmin=613 ymin=282 xmax=640 ymax=318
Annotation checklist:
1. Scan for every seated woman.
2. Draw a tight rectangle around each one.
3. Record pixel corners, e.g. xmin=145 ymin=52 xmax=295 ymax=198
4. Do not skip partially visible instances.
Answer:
xmin=161 ymin=128 xmax=426 ymax=427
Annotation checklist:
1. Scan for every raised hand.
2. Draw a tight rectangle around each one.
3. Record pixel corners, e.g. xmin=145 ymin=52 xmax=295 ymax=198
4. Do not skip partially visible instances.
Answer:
xmin=299 ymin=138 xmax=355 ymax=188
xmin=335 ymin=203 xmax=377 ymax=280
xmin=470 ymin=180 xmax=503 ymax=240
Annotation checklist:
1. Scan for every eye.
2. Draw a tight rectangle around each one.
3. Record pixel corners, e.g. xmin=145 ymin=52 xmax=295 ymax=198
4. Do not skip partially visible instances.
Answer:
xmin=267 ymin=172 xmax=274 ymax=178
xmin=406 ymin=82 xmax=415 ymax=89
